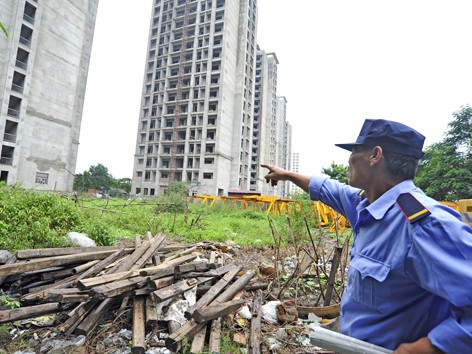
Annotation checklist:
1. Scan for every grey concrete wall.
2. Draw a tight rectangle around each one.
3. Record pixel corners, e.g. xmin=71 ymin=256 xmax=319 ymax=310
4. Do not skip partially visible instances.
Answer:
xmin=0 ymin=0 xmax=98 ymax=191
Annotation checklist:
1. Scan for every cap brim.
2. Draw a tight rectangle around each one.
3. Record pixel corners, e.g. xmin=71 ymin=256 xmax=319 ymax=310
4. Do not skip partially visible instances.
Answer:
xmin=335 ymin=143 xmax=361 ymax=152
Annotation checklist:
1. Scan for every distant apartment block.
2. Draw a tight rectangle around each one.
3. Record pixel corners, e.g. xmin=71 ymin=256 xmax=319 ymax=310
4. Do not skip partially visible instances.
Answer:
xmin=131 ymin=0 xmax=292 ymax=197
xmin=250 ymin=49 xmax=278 ymax=195
xmin=291 ymin=151 xmax=303 ymax=195
xmin=0 ymin=0 xmax=98 ymax=192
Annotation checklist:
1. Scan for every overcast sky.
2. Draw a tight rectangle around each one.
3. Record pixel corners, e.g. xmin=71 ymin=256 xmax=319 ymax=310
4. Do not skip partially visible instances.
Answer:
xmin=77 ymin=0 xmax=472 ymax=178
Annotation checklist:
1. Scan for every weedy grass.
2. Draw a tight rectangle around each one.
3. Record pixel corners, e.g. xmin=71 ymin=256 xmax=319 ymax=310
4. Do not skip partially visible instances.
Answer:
xmin=0 ymin=183 xmax=348 ymax=251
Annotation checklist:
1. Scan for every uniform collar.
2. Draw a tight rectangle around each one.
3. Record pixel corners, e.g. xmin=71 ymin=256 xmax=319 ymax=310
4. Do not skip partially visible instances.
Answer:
xmin=364 ymin=180 xmax=417 ymax=220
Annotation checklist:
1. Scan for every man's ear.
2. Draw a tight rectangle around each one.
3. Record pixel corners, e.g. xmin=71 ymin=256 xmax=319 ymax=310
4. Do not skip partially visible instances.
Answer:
xmin=370 ymin=146 xmax=383 ymax=165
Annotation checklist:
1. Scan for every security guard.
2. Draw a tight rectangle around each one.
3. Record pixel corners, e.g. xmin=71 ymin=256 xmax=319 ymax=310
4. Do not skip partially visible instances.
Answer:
xmin=262 ymin=119 xmax=472 ymax=354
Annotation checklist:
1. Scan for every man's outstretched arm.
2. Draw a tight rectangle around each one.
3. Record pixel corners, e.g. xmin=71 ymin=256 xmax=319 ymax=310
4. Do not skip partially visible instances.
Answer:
xmin=261 ymin=164 xmax=311 ymax=193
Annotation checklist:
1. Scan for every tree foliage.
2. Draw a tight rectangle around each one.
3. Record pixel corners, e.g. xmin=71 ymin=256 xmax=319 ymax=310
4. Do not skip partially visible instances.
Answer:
xmin=415 ymin=105 xmax=472 ymax=201
xmin=0 ymin=21 xmax=7 ymax=38
xmin=73 ymin=164 xmax=131 ymax=195
xmin=157 ymin=181 xmax=189 ymax=214
xmin=322 ymin=161 xmax=348 ymax=184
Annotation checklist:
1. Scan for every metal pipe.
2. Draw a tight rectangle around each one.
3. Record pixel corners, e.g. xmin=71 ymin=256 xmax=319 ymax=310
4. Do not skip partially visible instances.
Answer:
xmin=310 ymin=326 xmax=393 ymax=354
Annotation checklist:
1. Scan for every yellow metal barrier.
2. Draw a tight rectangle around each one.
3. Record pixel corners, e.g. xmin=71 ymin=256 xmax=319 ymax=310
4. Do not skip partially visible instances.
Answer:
xmin=189 ymin=194 xmax=349 ymax=233
xmin=191 ymin=196 xmax=472 ymax=229
xmin=458 ymin=199 xmax=472 ymax=226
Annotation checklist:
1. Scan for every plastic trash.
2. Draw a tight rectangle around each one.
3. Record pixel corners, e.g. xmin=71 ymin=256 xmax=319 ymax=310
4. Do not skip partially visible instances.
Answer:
xmin=67 ymin=232 xmax=96 ymax=247
xmin=261 ymin=300 xmax=281 ymax=324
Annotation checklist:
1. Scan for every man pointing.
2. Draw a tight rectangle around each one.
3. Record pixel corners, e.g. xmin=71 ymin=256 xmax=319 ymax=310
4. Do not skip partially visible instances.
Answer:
xmin=263 ymin=119 xmax=472 ymax=353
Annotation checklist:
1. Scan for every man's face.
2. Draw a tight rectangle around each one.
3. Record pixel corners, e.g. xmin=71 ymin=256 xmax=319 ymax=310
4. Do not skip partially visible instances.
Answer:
xmin=348 ymin=145 xmax=372 ymax=189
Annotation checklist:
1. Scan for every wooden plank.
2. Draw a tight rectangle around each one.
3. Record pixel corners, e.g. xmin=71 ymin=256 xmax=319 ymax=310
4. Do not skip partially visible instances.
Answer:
xmin=151 ymin=278 xmax=200 ymax=302
xmin=77 ymin=271 xmax=136 ymax=290
xmin=193 ymin=298 xmax=245 ymax=324
xmin=89 ymin=276 xmax=149 ymax=299
xmin=189 ymin=325 xmax=207 ymax=353
xmin=0 ymin=254 xmax=16 ymax=285
xmin=41 ymin=267 xmax=75 ymax=281
xmin=15 ymin=245 xmax=184 ymax=259
xmin=75 ymin=298 xmax=114 ymax=335
xmin=146 ymin=275 xmax=175 ymax=291
xmin=165 ymin=320 xmax=206 ymax=352
xmin=323 ymin=246 xmax=343 ymax=306
xmin=213 ymin=270 xmax=254 ymax=303
xmin=196 ymin=282 xmax=267 ymax=296
xmin=167 ymin=270 xmax=254 ymax=351
xmin=0 ymin=250 xmax=120 ymax=277
xmin=138 ymin=254 xmax=198 ymax=276
xmin=248 ymin=290 xmax=262 ymax=354
xmin=77 ymin=248 xmax=129 ymax=281
xmin=186 ymin=264 xmax=241 ymax=319
xmin=208 ymin=318 xmax=222 ymax=354
xmin=15 ymin=246 xmax=134 ymax=259
xmin=0 ymin=303 xmax=61 ymax=324
xmin=145 ymin=295 xmax=158 ymax=327
xmin=58 ymin=301 xmax=98 ymax=335
xmin=72 ymin=260 xmax=100 ymax=274
xmin=147 ymin=232 xmax=160 ymax=266
xmin=132 ymin=296 xmax=146 ymax=354
xmin=164 ymin=246 xmax=197 ymax=262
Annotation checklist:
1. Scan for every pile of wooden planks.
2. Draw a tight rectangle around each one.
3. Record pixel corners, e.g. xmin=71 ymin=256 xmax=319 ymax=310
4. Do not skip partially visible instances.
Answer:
xmin=0 ymin=233 xmax=267 ymax=353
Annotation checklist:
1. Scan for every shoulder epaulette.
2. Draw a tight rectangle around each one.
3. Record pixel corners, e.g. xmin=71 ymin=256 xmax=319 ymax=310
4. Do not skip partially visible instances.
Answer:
xmin=396 ymin=193 xmax=431 ymax=224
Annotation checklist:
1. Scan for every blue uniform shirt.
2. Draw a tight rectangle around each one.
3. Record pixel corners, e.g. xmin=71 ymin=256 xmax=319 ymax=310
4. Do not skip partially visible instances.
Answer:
xmin=309 ymin=176 xmax=472 ymax=352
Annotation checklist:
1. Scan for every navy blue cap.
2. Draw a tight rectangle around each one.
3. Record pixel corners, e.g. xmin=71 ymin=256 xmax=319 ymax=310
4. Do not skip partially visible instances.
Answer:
xmin=335 ymin=119 xmax=425 ymax=158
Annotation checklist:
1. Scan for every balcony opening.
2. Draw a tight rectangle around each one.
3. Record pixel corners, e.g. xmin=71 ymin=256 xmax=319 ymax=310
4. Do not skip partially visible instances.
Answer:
xmin=3 ymin=120 xmax=18 ymax=143
xmin=7 ymin=96 xmax=21 ymax=118
xmin=24 ymin=2 xmax=37 ymax=25
xmin=15 ymin=48 xmax=29 ymax=70
xmin=11 ymin=71 xmax=25 ymax=93
xmin=19 ymin=25 xmax=33 ymax=47
xmin=0 ymin=146 xmax=14 ymax=166
xmin=0 ymin=171 xmax=8 ymax=183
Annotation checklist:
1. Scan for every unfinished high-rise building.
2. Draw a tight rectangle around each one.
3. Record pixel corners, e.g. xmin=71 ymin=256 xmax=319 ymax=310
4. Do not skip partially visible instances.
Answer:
xmin=131 ymin=0 xmax=292 ymax=197
xmin=290 ymin=152 xmax=303 ymax=195
xmin=251 ymin=49 xmax=291 ymax=197
xmin=131 ymin=0 xmax=257 ymax=197
xmin=0 ymin=0 xmax=98 ymax=192
xmin=276 ymin=96 xmax=292 ymax=197
xmin=251 ymin=49 xmax=275 ymax=195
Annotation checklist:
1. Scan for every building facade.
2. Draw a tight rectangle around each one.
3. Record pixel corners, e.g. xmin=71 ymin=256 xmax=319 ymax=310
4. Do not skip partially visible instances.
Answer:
xmin=291 ymin=151 xmax=303 ymax=195
xmin=276 ymin=96 xmax=291 ymax=197
xmin=250 ymin=48 xmax=278 ymax=195
xmin=131 ymin=0 xmax=291 ymax=197
xmin=0 ymin=0 xmax=98 ymax=192
xmin=131 ymin=0 xmax=258 ymax=197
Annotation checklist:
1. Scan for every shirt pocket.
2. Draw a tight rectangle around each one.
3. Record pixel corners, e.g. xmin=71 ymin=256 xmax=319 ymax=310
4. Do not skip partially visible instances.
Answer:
xmin=349 ymin=254 xmax=392 ymax=312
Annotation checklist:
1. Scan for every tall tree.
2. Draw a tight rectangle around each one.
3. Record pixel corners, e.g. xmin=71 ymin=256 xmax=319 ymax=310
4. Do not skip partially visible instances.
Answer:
xmin=322 ymin=161 xmax=349 ymax=184
xmin=415 ymin=105 xmax=472 ymax=201
xmin=74 ymin=164 xmax=114 ymax=193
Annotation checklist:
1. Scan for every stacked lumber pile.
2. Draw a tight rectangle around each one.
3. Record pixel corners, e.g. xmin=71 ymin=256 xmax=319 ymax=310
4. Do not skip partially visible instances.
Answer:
xmin=0 ymin=233 xmax=267 ymax=353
